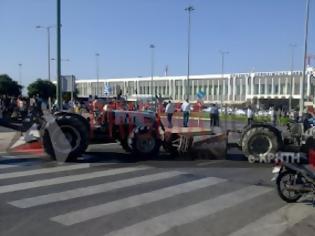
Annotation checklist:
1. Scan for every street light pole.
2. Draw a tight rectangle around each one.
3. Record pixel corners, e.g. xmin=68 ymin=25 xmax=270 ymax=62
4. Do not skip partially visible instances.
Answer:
xmin=95 ymin=53 xmax=100 ymax=97
xmin=56 ymin=0 xmax=62 ymax=110
xmin=289 ymin=43 xmax=297 ymax=111
xmin=36 ymin=25 xmax=54 ymax=81
xmin=149 ymin=44 xmax=156 ymax=111
xmin=18 ymin=63 xmax=22 ymax=86
xmin=51 ymin=58 xmax=70 ymax=62
xmin=149 ymin=44 xmax=155 ymax=97
xmin=300 ymin=0 xmax=310 ymax=116
xmin=185 ymin=5 xmax=194 ymax=101
xmin=219 ymin=50 xmax=229 ymax=104
xmin=47 ymin=27 xmax=51 ymax=81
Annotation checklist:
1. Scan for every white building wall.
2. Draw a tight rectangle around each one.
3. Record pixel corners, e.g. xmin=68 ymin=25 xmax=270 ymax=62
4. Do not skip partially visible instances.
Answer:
xmin=74 ymin=68 xmax=314 ymax=104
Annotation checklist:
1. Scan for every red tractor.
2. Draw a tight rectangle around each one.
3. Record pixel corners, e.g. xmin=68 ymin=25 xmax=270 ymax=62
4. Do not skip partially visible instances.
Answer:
xmin=2 ymin=98 xmax=210 ymax=162
xmin=41 ymin=105 xmax=165 ymax=162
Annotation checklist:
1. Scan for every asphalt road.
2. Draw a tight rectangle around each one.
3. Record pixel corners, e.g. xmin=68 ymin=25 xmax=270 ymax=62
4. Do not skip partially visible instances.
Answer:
xmin=1 ymin=119 xmax=315 ymax=236
xmin=1 ymin=142 xmax=315 ymax=236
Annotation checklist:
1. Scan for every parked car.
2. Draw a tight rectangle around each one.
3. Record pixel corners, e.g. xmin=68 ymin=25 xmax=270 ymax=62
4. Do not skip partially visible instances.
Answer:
xmin=234 ymin=109 xmax=246 ymax=116
xmin=202 ymin=107 xmax=212 ymax=113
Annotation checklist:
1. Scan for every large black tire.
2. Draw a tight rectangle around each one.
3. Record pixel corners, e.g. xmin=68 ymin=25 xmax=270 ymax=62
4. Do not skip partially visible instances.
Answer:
xmin=129 ymin=126 xmax=161 ymax=158
xmin=242 ymin=127 xmax=279 ymax=162
xmin=42 ymin=116 xmax=89 ymax=162
xmin=276 ymin=170 xmax=302 ymax=203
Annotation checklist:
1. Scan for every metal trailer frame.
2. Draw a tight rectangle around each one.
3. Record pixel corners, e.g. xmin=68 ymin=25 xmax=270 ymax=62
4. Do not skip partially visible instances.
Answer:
xmin=163 ymin=127 xmax=226 ymax=154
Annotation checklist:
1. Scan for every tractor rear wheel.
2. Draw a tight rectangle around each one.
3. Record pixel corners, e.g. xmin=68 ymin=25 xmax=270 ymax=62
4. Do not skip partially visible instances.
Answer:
xmin=42 ymin=116 xmax=89 ymax=162
xmin=242 ymin=127 xmax=279 ymax=162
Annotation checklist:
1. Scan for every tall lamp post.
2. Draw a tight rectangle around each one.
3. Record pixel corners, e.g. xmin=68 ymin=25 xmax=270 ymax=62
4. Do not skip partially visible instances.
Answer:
xmin=95 ymin=53 xmax=100 ymax=97
xmin=300 ymin=0 xmax=310 ymax=116
xmin=149 ymin=44 xmax=155 ymax=97
xmin=289 ymin=43 xmax=297 ymax=111
xmin=219 ymin=50 xmax=229 ymax=104
xmin=56 ymin=0 xmax=62 ymax=110
xmin=18 ymin=63 xmax=22 ymax=91
xmin=149 ymin=44 xmax=156 ymax=111
xmin=185 ymin=5 xmax=194 ymax=101
xmin=36 ymin=25 xmax=55 ymax=81
xmin=51 ymin=58 xmax=70 ymax=62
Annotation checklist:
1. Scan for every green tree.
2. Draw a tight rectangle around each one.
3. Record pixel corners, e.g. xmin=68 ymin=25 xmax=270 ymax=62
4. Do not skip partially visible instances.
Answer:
xmin=0 ymin=74 xmax=22 ymax=96
xmin=27 ymin=79 xmax=56 ymax=99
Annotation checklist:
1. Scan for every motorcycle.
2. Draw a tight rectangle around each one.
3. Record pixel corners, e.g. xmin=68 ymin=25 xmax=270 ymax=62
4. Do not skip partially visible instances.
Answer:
xmin=272 ymin=158 xmax=315 ymax=203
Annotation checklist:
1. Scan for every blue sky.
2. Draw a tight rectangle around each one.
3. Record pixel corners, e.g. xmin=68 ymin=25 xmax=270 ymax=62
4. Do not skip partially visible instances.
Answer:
xmin=0 ymin=0 xmax=314 ymax=88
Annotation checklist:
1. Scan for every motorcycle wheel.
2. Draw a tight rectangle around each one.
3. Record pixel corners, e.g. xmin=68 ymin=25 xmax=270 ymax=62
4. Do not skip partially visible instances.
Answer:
xmin=276 ymin=170 xmax=303 ymax=203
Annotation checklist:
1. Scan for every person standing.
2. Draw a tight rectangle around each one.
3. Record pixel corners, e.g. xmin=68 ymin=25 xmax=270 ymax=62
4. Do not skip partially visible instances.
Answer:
xmin=181 ymin=99 xmax=191 ymax=127
xmin=209 ymin=104 xmax=215 ymax=127
xmin=165 ymin=100 xmax=175 ymax=128
xmin=213 ymin=104 xmax=220 ymax=126
xmin=0 ymin=96 xmax=3 ymax=119
xmin=270 ymin=107 xmax=276 ymax=126
xmin=247 ymin=106 xmax=254 ymax=125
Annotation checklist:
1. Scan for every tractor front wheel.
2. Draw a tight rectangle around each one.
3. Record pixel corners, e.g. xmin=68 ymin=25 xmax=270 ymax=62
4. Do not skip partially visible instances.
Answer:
xmin=129 ymin=126 xmax=161 ymax=158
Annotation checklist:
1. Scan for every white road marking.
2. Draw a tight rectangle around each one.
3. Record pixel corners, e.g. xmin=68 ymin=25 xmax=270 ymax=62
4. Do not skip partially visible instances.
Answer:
xmin=97 ymin=143 xmax=119 ymax=146
xmin=87 ymin=143 xmax=119 ymax=148
xmin=50 ymin=176 xmax=226 ymax=225
xmin=102 ymin=185 xmax=272 ymax=236
xmin=9 ymin=171 xmax=184 ymax=208
xmin=0 ymin=163 xmax=91 ymax=180
xmin=0 ymin=166 xmax=150 ymax=194
xmin=227 ymin=204 xmax=315 ymax=236
xmin=0 ymin=164 xmax=20 ymax=169
xmin=0 ymin=155 xmax=42 ymax=160
xmin=196 ymin=160 xmax=225 ymax=166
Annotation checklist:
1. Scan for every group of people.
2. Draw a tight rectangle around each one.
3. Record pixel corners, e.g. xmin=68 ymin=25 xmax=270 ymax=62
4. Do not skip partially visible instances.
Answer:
xmin=1 ymin=91 xmax=300 ymax=130
xmin=165 ymin=99 xmax=191 ymax=128
xmin=165 ymin=100 xmax=221 ymax=128
xmin=246 ymin=106 xmax=300 ymax=126
xmin=0 ymin=94 xmax=45 ymax=120
xmin=164 ymin=100 xmax=288 ymax=129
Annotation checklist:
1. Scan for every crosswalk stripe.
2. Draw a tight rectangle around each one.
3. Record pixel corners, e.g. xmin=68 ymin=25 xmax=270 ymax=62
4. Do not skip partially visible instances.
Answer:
xmin=196 ymin=160 xmax=225 ymax=166
xmin=0 ymin=166 xmax=150 ymax=194
xmin=50 ymin=176 xmax=227 ymax=226
xmin=227 ymin=204 xmax=315 ymax=236
xmin=0 ymin=163 xmax=91 ymax=180
xmin=0 ymin=155 xmax=41 ymax=160
xmin=102 ymin=185 xmax=272 ymax=236
xmin=9 ymin=171 xmax=184 ymax=208
xmin=0 ymin=164 xmax=19 ymax=169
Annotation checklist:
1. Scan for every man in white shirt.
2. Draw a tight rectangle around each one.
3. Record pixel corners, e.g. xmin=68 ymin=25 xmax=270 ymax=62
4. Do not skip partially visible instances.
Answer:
xmin=247 ymin=106 xmax=253 ymax=125
xmin=270 ymin=107 xmax=276 ymax=126
xmin=165 ymin=100 xmax=175 ymax=128
xmin=181 ymin=99 xmax=191 ymax=127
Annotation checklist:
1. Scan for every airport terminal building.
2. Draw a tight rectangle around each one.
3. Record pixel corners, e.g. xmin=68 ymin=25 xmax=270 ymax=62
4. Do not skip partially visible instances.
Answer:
xmin=76 ymin=67 xmax=315 ymax=107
